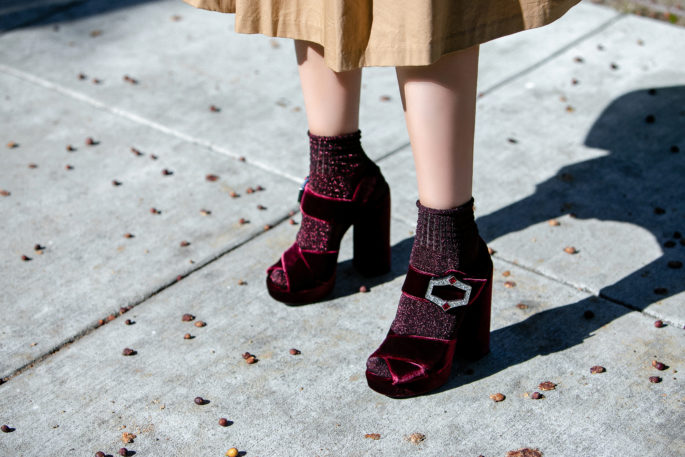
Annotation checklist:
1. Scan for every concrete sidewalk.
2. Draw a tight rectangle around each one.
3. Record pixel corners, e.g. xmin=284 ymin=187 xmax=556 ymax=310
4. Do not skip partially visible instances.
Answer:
xmin=1 ymin=1 xmax=683 ymax=455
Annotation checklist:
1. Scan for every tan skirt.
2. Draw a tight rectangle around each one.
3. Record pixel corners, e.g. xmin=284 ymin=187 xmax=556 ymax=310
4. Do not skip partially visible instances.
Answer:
xmin=183 ymin=0 xmax=580 ymax=72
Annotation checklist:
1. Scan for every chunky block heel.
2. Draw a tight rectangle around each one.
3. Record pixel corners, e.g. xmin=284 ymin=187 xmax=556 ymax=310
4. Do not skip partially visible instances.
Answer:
xmin=353 ymin=187 xmax=391 ymax=277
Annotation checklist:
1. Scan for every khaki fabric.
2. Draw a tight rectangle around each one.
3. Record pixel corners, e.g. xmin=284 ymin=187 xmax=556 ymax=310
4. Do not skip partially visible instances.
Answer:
xmin=183 ymin=0 xmax=580 ymax=72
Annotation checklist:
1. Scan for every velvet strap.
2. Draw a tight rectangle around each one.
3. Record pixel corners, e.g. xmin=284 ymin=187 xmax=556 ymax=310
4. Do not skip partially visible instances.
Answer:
xmin=401 ymin=265 xmax=488 ymax=309
xmin=369 ymin=330 xmax=456 ymax=384
xmin=267 ymin=243 xmax=337 ymax=291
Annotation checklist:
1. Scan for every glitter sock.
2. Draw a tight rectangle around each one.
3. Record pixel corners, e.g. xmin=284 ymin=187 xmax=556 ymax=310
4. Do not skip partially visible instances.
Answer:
xmin=270 ymin=130 xmax=374 ymax=287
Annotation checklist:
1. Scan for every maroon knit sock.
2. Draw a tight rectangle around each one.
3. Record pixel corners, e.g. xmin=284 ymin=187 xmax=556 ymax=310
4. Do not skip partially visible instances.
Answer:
xmin=270 ymin=130 xmax=374 ymax=287
xmin=367 ymin=198 xmax=480 ymax=377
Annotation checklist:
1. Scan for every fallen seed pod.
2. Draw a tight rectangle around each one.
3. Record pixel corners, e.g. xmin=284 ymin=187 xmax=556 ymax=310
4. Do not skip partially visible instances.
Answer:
xmin=194 ymin=396 xmax=206 ymax=405
xmin=489 ymin=393 xmax=505 ymax=402
xmin=531 ymin=391 xmax=544 ymax=400
xmin=649 ymin=376 xmax=662 ymax=383
xmin=219 ymin=418 xmax=230 ymax=427
xmin=194 ymin=321 xmax=206 ymax=328
xmin=122 ymin=348 xmax=136 ymax=356
xmin=590 ymin=365 xmax=605 ymax=374
xmin=654 ymin=320 xmax=665 ymax=328
xmin=182 ymin=314 xmax=195 ymax=322
xmin=289 ymin=348 xmax=301 ymax=355
xmin=538 ymin=381 xmax=556 ymax=391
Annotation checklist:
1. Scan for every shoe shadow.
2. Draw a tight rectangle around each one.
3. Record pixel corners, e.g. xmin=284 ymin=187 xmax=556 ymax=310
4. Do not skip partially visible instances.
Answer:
xmin=372 ymin=86 xmax=683 ymax=394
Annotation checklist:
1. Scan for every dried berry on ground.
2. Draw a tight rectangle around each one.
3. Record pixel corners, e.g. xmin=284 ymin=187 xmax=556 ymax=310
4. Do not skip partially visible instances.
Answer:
xmin=564 ymin=246 xmax=578 ymax=254
xmin=85 ymin=137 xmax=96 ymax=145
xmin=504 ymin=281 xmax=516 ymax=288
xmin=531 ymin=391 xmax=544 ymax=400
xmin=194 ymin=396 xmax=206 ymax=405
xmin=502 ymin=270 xmax=511 ymax=277
xmin=407 ymin=433 xmax=426 ymax=444
xmin=516 ymin=303 xmax=528 ymax=309
xmin=200 ymin=209 xmax=211 ymax=216
xmin=206 ymin=174 xmax=219 ymax=181
xmin=28 ymin=163 xmax=38 ymax=168
xmin=359 ymin=285 xmax=369 ymax=293
xmin=489 ymin=393 xmax=505 ymax=402
xmin=654 ymin=320 xmax=665 ymax=328
xmin=538 ymin=381 xmax=556 ymax=391
xmin=21 ymin=255 xmax=31 ymax=261
xmin=289 ymin=218 xmax=297 ymax=225
xmin=590 ymin=365 xmax=605 ymax=374
xmin=506 ymin=448 xmax=543 ymax=457
xmin=161 ymin=168 xmax=173 ymax=176
xmin=1 ymin=425 xmax=13 ymax=433
xmin=210 ymin=105 xmax=221 ymax=112
xmin=123 ymin=233 xmax=134 ymax=238
xmin=548 ymin=219 xmax=560 ymax=226
xmin=194 ymin=321 xmax=206 ymax=328
xmin=238 ymin=218 xmax=248 ymax=225
xmin=125 ymin=319 xmax=133 ymax=325
xmin=180 ymin=240 xmax=190 ymax=247
xmin=652 ymin=360 xmax=667 ymax=371
xmin=182 ymin=313 xmax=195 ymax=322
xmin=649 ymin=376 xmax=662 ymax=383
xmin=6 ymin=141 xmax=18 ymax=148
xmin=95 ymin=452 xmax=105 ymax=457
xmin=225 ymin=448 xmax=239 ymax=457
xmin=0 ymin=190 xmax=11 ymax=196
xmin=289 ymin=348 xmax=301 ymax=355
xmin=246 ymin=355 xmax=257 ymax=364
xmin=183 ymin=333 xmax=192 ymax=340
xmin=219 ymin=418 xmax=230 ymax=427
xmin=365 ymin=433 xmax=381 ymax=440
xmin=112 ymin=180 xmax=122 ymax=186
xmin=122 ymin=348 xmax=136 ymax=356
xmin=119 ymin=448 xmax=128 ymax=456
xmin=130 ymin=147 xmax=143 ymax=156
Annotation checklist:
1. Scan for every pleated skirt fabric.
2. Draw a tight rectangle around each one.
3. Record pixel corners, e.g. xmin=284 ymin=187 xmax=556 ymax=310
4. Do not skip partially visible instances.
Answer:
xmin=183 ymin=0 xmax=580 ymax=71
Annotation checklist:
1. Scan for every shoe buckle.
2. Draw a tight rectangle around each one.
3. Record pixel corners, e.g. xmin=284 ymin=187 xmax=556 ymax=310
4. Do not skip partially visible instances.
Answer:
xmin=297 ymin=176 xmax=310 ymax=203
xmin=425 ymin=275 xmax=472 ymax=311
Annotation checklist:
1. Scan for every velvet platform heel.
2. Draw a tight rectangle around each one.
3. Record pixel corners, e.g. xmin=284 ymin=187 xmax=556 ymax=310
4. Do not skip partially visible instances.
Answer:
xmin=266 ymin=166 xmax=391 ymax=305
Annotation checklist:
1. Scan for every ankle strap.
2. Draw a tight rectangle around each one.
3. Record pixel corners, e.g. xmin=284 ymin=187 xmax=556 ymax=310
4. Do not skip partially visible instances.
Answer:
xmin=402 ymin=265 xmax=488 ymax=312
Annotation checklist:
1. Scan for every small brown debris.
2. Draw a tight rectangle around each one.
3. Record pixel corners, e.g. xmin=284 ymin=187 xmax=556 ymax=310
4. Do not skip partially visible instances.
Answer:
xmin=206 ymin=174 xmax=219 ymax=181
xmin=407 ymin=433 xmax=426 ymax=444
xmin=238 ymin=218 xmax=248 ymax=225
xmin=649 ymin=376 xmax=662 ymax=383
xmin=531 ymin=391 xmax=544 ymax=400
xmin=239 ymin=156 xmax=246 ymax=162
xmin=653 ymin=287 xmax=668 ymax=295
xmin=610 ymin=62 xmax=619 ymax=70
xmin=125 ymin=319 xmax=133 ymax=325
xmin=289 ymin=348 xmax=301 ymax=355
xmin=180 ymin=240 xmax=190 ymax=247
xmin=256 ymin=185 xmax=264 ymax=191
xmin=263 ymin=224 xmax=272 ymax=231
xmin=150 ymin=154 xmax=158 ymax=160
xmin=176 ymin=275 xmax=182 ymax=281
xmin=548 ymin=219 xmax=560 ymax=226
xmin=583 ymin=310 xmax=595 ymax=319
xmin=34 ymin=244 xmax=44 ymax=251
xmin=288 ymin=210 xmax=296 ymax=217
xmin=171 ymin=14 xmax=182 ymax=21
xmin=289 ymin=218 xmax=297 ymax=225
xmin=66 ymin=144 xmax=76 ymax=151
xmin=200 ymin=208 xmax=211 ymax=216
xmin=6 ymin=141 xmax=18 ymax=148
xmin=379 ymin=95 xmax=391 ymax=102
xmin=654 ymin=320 xmax=665 ymax=328
xmin=565 ymin=105 xmax=575 ymax=113
xmin=0 ymin=189 xmax=11 ymax=196
xmin=194 ymin=396 xmax=206 ymax=405
xmin=257 ymin=204 xmax=266 ymax=210
xmin=123 ymin=75 xmax=138 ymax=84
xmin=504 ymin=281 xmax=516 ymax=288
xmin=194 ymin=320 xmax=206 ymax=328
xmin=65 ymin=164 xmax=74 ymax=170
xmin=21 ymin=255 xmax=31 ymax=261
xmin=571 ymin=78 xmax=579 ymax=85
xmin=359 ymin=285 xmax=369 ymax=293
xmin=90 ymin=29 xmax=102 ymax=37
xmin=564 ymin=246 xmax=578 ymax=254
xmin=161 ymin=168 xmax=173 ymax=176
xmin=122 ymin=348 xmax=136 ymax=356
xmin=210 ymin=105 xmax=221 ymax=112
xmin=573 ymin=56 xmax=584 ymax=63
xmin=219 ymin=418 xmax=230 ymax=427
xmin=652 ymin=360 xmax=667 ymax=371
xmin=150 ymin=208 xmax=160 ymax=214
xmin=502 ymin=270 xmax=511 ymax=277
xmin=85 ymin=137 xmax=96 ymax=145
xmin=590 ymin=365 xmax=605 ymax=374
xmin=246 ymin=355 xmax=257 ymax=364
xmin=516 ymin=303 xmax=528 ymax=310
xmin=230 ymin=191 xmax=239 ymax=198
xmin=183 ymin=333 xmax=192 ymax=340
xmin=365 ymin=433 xmax=381 ymax=440
xmin=1 ymin=425 xmax=13 ymax=433
xmin=237 ymin=279 xmax=247 ymax=286
xmin=489 ymin=393 xmax=505 ymax=402
xmin=225 ymin=449 xmax=239 ymax=457
xmin=487 ymin=247 xmax=495 ymax=255
xmin=78 ymin=73 xmax=87 ymax=80
xmin=130 ymin=147 xmax=143 ymax=156
xmin=667 ymin=261 xmax=682 ymax=269
xmin=119 ymin=448 xmax=128 ymax=456
xmin=182 ymin=313 xmax=195 ymax=322
xmin=112 ymin=180 xmax=122 ymax=186
xmin=507 ymin=137 xmax=518 ymax=144
xmin=538 ymin=381 xmax=556 ymax=391
xmin=123 ymin=233 xmax=134 ymax=238
xmin=246 ymin=187 xmax=254 ymax=194
xmin=242 ymin=352 xmax=252 ymax=360
xmin=506 ymin=448 xmax=543 ymax=457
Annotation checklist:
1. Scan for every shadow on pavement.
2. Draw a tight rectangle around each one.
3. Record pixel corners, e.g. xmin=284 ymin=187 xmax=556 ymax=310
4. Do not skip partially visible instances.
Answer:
xmin=0 ymin=0 xmax=162 ymax=32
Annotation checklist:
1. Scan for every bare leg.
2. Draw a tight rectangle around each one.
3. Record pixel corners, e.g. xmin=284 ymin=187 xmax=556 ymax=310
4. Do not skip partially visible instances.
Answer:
xmin=295 ymin=40 xmax=362 ymax=136
xmin=396 ymin=46 xmax=479 ymax=209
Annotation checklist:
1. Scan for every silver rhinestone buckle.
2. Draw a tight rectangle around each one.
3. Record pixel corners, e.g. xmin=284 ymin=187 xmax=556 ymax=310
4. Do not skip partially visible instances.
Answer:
xmin=425 ymin=275 xmax=472 ymax=311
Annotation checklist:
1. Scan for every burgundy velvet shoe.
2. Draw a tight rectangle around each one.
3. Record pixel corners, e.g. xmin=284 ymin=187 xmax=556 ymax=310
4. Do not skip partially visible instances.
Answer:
xmin=366 ymin=237 xmax=493 ymax=398
xmin=266 ymin=166 xmax=391 ymax=305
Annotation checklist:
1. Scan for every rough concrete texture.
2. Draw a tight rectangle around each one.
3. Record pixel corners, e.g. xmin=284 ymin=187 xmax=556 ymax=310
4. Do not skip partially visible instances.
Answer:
xmin=1 ymin=0 xmax=684 ymax=456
